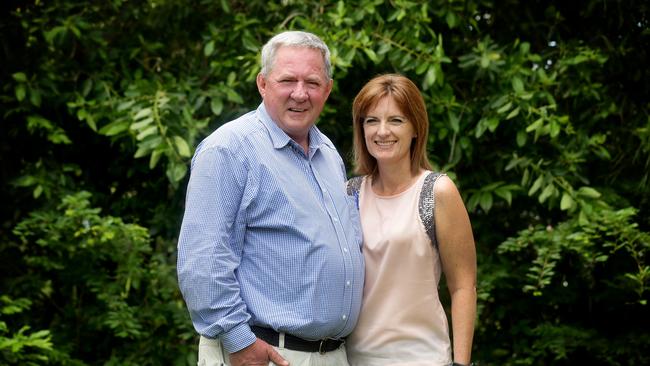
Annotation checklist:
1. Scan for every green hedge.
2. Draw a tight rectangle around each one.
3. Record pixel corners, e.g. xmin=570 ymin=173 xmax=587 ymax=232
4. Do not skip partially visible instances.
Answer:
xmin=1 ymin=1 xmax=648 ymax=364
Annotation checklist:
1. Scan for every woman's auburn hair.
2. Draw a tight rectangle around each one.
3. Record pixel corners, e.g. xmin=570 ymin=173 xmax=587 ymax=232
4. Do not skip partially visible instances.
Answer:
xmin=352 ymin=73 xmax=432 ymax=177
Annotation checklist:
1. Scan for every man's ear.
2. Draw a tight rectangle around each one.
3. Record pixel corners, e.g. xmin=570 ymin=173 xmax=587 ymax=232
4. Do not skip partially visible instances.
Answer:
xmin=324 ymin=78 xmax=333 ymax=99
xmin=256 ymin=73 xmax=267 ymax=98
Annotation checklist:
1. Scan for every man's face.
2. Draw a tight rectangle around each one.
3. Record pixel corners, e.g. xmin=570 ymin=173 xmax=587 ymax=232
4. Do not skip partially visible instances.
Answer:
xmin=257 ymin=46 xmax=333 ymax=146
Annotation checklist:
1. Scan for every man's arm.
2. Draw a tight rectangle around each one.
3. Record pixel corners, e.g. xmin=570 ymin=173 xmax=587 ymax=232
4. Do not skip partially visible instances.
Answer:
xmin=177 ymin=143 xmax=257 ymax=352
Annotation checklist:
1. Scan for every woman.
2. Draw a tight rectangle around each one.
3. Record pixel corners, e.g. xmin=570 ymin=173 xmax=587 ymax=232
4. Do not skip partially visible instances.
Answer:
xmin=346 ymin=74 xmax=477 ymax=366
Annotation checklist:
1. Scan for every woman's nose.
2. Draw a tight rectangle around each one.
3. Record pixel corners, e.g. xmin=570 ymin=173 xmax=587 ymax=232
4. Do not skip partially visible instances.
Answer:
xmin=377 ymin=121 xmax=389 ymax=135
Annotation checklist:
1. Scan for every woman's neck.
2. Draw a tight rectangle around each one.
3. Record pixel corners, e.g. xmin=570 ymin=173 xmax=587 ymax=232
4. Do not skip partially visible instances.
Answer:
xmin=372 ymin=162 xmax=422 ymax=196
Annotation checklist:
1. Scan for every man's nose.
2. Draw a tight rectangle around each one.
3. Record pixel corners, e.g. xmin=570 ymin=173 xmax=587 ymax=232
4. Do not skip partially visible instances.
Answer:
xmin=291 ymin=82 xmax=308 ymax=101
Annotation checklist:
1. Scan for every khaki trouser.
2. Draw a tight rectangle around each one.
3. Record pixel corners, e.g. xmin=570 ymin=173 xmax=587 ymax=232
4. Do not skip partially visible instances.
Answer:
xmin=198 ymin=335 xmax=350 ymax=366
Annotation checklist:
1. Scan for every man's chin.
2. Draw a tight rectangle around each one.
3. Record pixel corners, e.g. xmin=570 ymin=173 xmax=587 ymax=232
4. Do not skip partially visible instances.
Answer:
xmin=284 ymin=116 xmax=314 ymax=127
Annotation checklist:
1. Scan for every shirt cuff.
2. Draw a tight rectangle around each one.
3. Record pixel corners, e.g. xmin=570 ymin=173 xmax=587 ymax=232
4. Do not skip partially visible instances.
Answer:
xmin=221 ymin=322 xmax=257 ymax=353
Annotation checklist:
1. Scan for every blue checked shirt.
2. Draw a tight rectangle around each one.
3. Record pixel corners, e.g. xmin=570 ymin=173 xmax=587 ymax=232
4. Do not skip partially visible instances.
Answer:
xmin=177 ymin=103 xmax=365 ymax=353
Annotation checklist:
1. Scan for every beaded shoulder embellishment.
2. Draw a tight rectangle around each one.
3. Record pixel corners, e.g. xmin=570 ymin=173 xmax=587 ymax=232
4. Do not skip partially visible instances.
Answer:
xmin=418 ymin=172 xmax=444 ymax=248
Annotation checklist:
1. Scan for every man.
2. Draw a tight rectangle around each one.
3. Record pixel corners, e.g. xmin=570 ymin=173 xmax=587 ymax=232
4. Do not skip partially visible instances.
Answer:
xmin=177 ymin=31 xmax=364 ymax=366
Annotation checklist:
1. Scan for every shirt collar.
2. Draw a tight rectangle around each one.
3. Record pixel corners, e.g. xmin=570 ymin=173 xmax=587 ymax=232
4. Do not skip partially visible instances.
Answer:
xmin=256 ymin=103 xmax=331 ymax=152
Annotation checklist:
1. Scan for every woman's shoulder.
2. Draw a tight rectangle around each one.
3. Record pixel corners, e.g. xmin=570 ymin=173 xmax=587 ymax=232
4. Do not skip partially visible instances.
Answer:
xmin=421 ymin=171 xmax=462 ymax=204
xmin=423 ymin=172 xmax=465 ymax=212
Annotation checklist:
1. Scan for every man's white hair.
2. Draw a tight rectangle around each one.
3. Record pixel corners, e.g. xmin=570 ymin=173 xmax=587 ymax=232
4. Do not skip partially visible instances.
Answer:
xmin=260 ymin=31 xmax=332 ymax=79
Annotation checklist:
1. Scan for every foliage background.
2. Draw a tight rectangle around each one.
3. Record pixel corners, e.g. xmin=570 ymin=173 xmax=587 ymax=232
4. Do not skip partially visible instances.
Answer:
xmin=1 ymin=0 xmax=648 ymax=365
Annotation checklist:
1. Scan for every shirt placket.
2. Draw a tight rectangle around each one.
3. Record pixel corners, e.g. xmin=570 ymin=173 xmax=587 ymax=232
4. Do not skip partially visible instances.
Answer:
xmin=306 ymin=149 xmax=356 ymax=336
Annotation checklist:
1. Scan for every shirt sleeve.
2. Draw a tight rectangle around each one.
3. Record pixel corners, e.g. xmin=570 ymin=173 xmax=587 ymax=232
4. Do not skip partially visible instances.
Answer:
xmin=176 ymin=142 xmax=257 ymax=352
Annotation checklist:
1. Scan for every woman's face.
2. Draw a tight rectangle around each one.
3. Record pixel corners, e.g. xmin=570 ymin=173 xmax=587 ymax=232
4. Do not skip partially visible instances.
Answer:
xmin=363 ymin=96 xmax=416 ymax=167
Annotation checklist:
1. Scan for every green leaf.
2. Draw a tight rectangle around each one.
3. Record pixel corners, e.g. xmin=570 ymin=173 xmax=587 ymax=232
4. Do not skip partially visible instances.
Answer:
xmin=43 ymin=25 xmax=66 ymax=44
xmin=448 ymin=112 xmax=459 ymax=133
xmin=538 ymin=183 xmax=555 ymax=203
xmin=149 ymin=149 xmax=163 ymax=169
xmin=204 ymin=40 xmax=215 ymax=57
xmin=475 ymin=118 xmax=488 ymax=138
xmin=512 ymin=77 xmax=524 ymax=93
xmin=137 ymin=136 xmax=163 ymax=151
xmin=516 ymin=130 xmax=527 ymax=146
xmin=30 ymin=88 xmax=42 ymax=107
xmin=479 ymin=192 xmax=493 ymax=212
xmin=467 ymin=192 xmax=480 ymax=212
xmin=134 ymin=144 xmax=152 ymax=159
xmin=528 ymin=176 xmax=544 ymax=196
xmin=521 ymin=168 xmax=530 ymax=186
xmin=363 ymin=48 xmax=378 ymax=63
xmin=578 ymin=209 xmax=589 ymax=226
xmin=225 ymin=89 xmax=243 ymax=104
xmin=117 ymin=100 xmax=136 ymax=111
xmin=49 ymin=129 xmax=72 ymax=145
xmin=173 ymin=136 xmax=191 ymax=158
xmin=423 ymin=66 xmax=436 ymax=90
xmin=131 ymin=117 xmax=154 ymax=131
xmin=220 ymin=0 xmax=231 ymax=13
xmin=166 ymin=162 xmax=188 ymax=183
xmin=13 ymin=175 xmax=36 ymax=187
xmin=560 ymin=192 xmax=575 ymax=211
xmin=242 ymin=32 xmax=258 ymax=52
xmin=415 ymin=62 xmax=429 ymax=75
xmin=15 ymin=84 xmax=26 ymax=102
xmin=446 ymin=11 xmax=458 ymax=28
xmin=526 ymin=118 xmax=543 ymax=133
xmin=491 ymin=95 xmax=509 ymax=109
xmin=487 ymin=117 xmax=499 ymax=132
xmin=596 ymin=255 xmax=609 ymax=262
xmin=549 ymin=120 xmax=561 ymax=137
xmin=494 ymin=187 xmax=513 ymax=205
xmin=227 ymin=72 xmax=236 ymax=85
xmin=519 ymin=92 xmax=534 ymax=100
xmin=99 ymin=120 xmax=130 ymax=136
xmin=480 ymin=55 xmax=490 ymax=68
xmin=33 ymin=185 xmax=43 ymax=199
xmin=27 ymin=115 xmax=53 ymax=130
xmin=577 ymin=187 xmax=601 ymax=198
xmin=136 ymin=125 xmax=158 ymax=140
xmin=497 ymin=101 xmax=512 ymax=114
xmin=211 ymin=98 xmax=224 ymax=116
xmin=506 ymin=106 xmax=520 ymax=120
xmin=12 ymin=72 xmax=28 ymax=82
xmin=134 ymin=108 xmax=152 ymax=120
xmin=82 ymin=79 xmax=93 ymax=97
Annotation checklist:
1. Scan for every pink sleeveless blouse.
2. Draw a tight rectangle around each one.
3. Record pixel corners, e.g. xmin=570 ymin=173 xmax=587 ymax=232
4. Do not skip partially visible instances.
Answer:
xmin=346 ymin=171 xmax=452 ymax=366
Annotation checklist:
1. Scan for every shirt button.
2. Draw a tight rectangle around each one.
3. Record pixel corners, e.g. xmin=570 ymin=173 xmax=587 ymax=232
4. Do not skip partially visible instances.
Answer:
xmin=346 ymin=281 xmax=351 ymax=287
xmin=343 ymin=248 xmax=348 ymax=253
xmin=333 ymin=217 xmax=339 ymax=222
xmin=342 ymin=315 xmax=347 ymax=320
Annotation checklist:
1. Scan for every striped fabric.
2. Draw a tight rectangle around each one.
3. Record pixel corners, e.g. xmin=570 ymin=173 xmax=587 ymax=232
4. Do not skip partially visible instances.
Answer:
xmin=177 ymin=103 xmax=364 ymax=353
